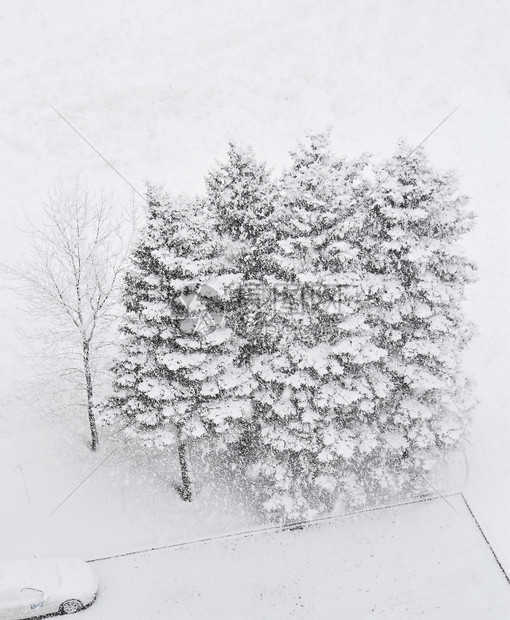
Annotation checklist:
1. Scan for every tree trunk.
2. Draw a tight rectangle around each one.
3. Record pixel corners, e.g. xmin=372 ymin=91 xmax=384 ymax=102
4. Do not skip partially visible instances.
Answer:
xmin=177 ymin=423 xmax=192 ymax=501
xmin=83 ymin=340 xmax=99 ymax=451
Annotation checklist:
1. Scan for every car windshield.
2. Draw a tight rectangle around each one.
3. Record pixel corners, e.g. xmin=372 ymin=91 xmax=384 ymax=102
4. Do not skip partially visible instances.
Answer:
xmin=0 ymin=560 xmax=61 ymax=595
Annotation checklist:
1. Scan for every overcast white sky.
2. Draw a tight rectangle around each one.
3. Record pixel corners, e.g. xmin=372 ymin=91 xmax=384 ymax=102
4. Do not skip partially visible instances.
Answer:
xmin=0 ymin=0 xmax=509 ymax=559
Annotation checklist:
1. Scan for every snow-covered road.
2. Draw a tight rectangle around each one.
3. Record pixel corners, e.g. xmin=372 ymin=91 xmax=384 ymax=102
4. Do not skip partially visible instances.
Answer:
xmin=80 ymin=495 xmax=509 ymax=620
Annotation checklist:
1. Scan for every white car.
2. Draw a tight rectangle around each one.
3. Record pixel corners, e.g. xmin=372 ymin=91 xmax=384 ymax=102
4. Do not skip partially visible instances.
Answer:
xmin=0 ymin=558 xmax=98 ymax=619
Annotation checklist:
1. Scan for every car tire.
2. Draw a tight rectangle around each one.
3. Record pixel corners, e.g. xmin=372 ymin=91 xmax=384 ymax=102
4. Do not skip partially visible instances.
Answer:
xmin=59 ymin=599 xmax=83 ymax=614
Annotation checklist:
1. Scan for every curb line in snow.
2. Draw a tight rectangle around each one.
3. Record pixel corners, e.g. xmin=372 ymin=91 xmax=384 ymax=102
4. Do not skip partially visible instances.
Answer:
xmin=87 ymin=491 xmax=459 ymax=564
xmin=460 ymin=492 xmax=510 ymax=585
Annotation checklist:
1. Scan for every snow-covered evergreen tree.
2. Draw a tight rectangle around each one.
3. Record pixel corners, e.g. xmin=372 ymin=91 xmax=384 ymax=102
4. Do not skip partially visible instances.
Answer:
xmin=107 ymin=186 xmax=253 ymax=500
xmin=206 ymin=143 xmax=276 ymax=279
xmin=354 ymin=144 xmax=476 ymax=503
xmin=205 ymin=144 xmax=281 ymax=370
xmin=244 ymin=135 xmax=383 ymax=519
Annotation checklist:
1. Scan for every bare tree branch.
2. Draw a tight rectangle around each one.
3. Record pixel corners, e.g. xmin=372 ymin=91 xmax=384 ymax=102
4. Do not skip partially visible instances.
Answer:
xmin=1 ymin=181 xmax=141 ymax=451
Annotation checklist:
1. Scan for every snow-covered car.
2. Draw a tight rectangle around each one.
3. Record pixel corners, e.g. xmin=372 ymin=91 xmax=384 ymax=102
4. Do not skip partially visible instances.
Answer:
xmin=0 ymin=558 xmax=98 ymax=619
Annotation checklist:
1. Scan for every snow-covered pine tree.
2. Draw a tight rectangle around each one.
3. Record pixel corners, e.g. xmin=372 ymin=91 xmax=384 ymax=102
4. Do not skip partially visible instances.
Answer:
xmin=205 ymin=144 xmax=287 ymax=500
xmin=206 ymin=143 xmax=276 ymax=280
xmin=107 ymin=186 xmax=253 ymax=501
xmin=246 ymin=134 xmax=384 ymax=519
xmin=205 ymin=143 xmax=281 ymax=375
xmin=356 ymin=144 xmax=476 ymax=502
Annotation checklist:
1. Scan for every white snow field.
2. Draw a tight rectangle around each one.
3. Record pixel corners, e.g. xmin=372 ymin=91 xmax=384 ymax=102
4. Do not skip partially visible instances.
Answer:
xmin=2 ymin=415 xmax=508 ymax=618
xmin=80 ymin=496 xmax=509 ymax=620
xmin=0 ymin=415 xmax=254 ymax=563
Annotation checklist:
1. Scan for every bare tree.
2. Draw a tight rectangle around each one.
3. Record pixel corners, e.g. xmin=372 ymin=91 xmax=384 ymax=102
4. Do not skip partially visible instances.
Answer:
xmin=5 ymin=182 xmax=138 ymax=451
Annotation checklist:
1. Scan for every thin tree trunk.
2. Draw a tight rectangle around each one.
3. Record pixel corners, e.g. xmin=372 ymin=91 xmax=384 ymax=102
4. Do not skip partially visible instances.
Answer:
xmin=83 ymin=340 xmax=99 ymax=451
xmin=177 ymin=423 xmax=192 ymax=501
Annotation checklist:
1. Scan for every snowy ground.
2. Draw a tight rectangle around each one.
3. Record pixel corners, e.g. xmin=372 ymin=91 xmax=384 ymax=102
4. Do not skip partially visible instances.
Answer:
xmin=1 ymin=414 xmax=508 ymax=618
xmin=0 ymin=413 xmax=254 ymax=562
xmin=79 ymin=496 xmax=509 ymax=620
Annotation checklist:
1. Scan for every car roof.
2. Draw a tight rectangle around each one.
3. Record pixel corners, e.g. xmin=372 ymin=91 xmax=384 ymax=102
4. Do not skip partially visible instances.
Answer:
xmin=0 ymin=559 xmax=61 ymax=594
